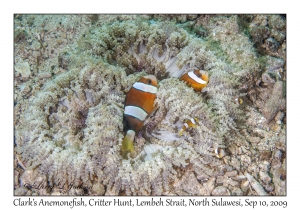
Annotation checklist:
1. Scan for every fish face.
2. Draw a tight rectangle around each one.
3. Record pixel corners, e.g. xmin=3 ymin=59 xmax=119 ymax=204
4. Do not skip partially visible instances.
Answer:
xmin=180 ymin=70 xmax=209 ymax=91
xmin=139 ymin=75 xmax=158 ymax=87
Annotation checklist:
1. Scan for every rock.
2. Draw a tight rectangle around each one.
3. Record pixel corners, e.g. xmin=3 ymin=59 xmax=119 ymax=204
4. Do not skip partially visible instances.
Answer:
xmin=271 ymin=122 xmax=281 ymax=132
xmin=224 ymin=170 xmax=238 ymax=177
xmin=201 ymin=177 xmax=215 ymax=195
xmin=15 ymin=60 xmax=31 ymax=78
xmin=69 ymin=188 xmax=84 ymax=196
xmin=105 ymin=187 xmax=119 ymax=196
xmin=259 ymin=171 xmax=271 ymax=183
xmin=240 ymin=155 xmax=252 ymax=167
xmin=274 ymin=111 xmax=284 ymax=124
xmin=20 ymin=84 xmax=31 ymax=95
xmin=261 ymin=81 xmax=285 ymax=123
xmin=20 ymin=170 xmax=36 ymax=187
xmin=174 ymin=171 xmax=202 ymax=195
xmin=271 ymin=159 xmax=286 ymax=195
xmin=245 ymin=172 xmax=268 ymax=195
xmin=264 ymin=37 xmax=279 ymax=53
xmin=249 ymin=137 xmax=261 ymax=144
xmin=232 ymin=175 xmax=247 ymax=181
xmin=51 ymin=192 xmax=61 ymax=196
xmin=212 ymin=186 xmax=230 ymax=196
xmin=90 ymin=182 xmax=105 ymax=195
xmin=259 ymin=150 xmax=272 ymax=161
xmin=14 ymin=170 xmax=20 ymax=189
xmin=273 ymin=149 xmax=283 ymax=162
xmin=15 ymin=186 xmax=29 ymax=196
xmin=241 ymin=180 xmax=249 ymax=193
xmin=31 ymin=174 xmax=47 ymax=189
xmin=262 ymin=72 xmax=275 ymax=84
xmin=197 ymin=174 xmax=210 ymax=181
xmin=247 ymin=164 xmax=259 ymax=178
xmin=259 ymin=161 xmax=270 ymax=172
xmin=50 ymin=187 xmax=63 ymax=195
xmin=266 ymin=56 xmax=284 ymax=73
xmin=216 ymin=176 xmax=224 ymax=185
xmin=264 ymin=183 xmax=274 ymax=192
xmin=229 ymin=186 xmax=243 ymax=196
xmin=26 ymin=190 xmax=32 ymax=195
xmin=173 ymin=190 xmax=190 ymax=196
xmin=38 ymin=189 xmax=49 ymax=196
xmin=216 ymin=176 xmax=239 ymax=187
xmin=230 ymin=157 xmax=241 ymax=171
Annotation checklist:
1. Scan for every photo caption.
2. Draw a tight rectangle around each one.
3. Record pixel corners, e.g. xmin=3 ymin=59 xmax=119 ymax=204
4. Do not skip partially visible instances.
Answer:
xmin=13 ymin=197 xmax=288 ymax=208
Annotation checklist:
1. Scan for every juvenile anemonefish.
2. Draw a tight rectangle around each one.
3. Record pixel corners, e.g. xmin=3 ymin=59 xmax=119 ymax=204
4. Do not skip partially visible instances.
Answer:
xmin=121 ymin=75 xmax=158 ymax=155
xmin=178 ymin=118 xmax=198 ymax=136
xmin=213 ymin=147 xmax=226 ymax=158
xmin=235 ymin=97 xmax=243 ymax=105
xmin=180 ymin=70 xmax=209 ymax=91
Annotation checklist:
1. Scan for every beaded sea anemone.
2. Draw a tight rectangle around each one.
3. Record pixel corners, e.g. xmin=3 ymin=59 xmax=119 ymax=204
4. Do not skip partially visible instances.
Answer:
xmin=14 ymin=15 xmax=286 ymax=196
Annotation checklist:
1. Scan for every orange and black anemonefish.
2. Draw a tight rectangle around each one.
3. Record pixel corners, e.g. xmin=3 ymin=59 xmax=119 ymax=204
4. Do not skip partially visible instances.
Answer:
xmin=235 ymin=97 xmax=243 ymax=105
xmin=178 ymin=118 xmax=198 ymax=136
xmin=121 ymin=75 xmax=158 ymax=156
xmin=179 ymin=70 xmax=209 ymax=91
xmin=213 ymin=147 xmax=226 ymax=158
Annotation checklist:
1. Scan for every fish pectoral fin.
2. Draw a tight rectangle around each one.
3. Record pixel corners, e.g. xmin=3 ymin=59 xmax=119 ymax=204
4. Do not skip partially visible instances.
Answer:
xmin=142 ymin=99 xmax=158 ymax=117
xmin=178 ymin=129 xmax=184 ymax=136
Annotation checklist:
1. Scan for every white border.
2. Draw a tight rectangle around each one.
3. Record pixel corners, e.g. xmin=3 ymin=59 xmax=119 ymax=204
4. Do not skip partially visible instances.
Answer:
xmin=3 ymin=1 xmax=298 ymax=209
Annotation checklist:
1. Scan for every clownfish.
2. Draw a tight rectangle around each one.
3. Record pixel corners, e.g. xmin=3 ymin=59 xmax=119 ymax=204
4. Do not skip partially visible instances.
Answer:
xmin=178 ymin=118 xmax=198 ymax=136
xmin=235 ymin=97 xmax=243 ymax=105
xmin=213 ymin=147 xmax=226 ymax=158
xmin=121 ymin=75 xmax=158 ymax=155
xmin=180 ymin=70 xmax=209 ymax=91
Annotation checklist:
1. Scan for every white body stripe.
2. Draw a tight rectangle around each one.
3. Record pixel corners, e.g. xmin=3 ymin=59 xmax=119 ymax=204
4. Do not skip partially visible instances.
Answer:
xmin=188 ymin=71 xmax=207 ymax=84
xmin=124 ymin=106 xmax=148 ymax=121
xmin=184 ymin=123 xmax=189 ymax=128
xmin=133 ymin=82 xmax=157 ymax=94
xmin=190 ymin=118 xmax=196 ymax=124
xmin=215 ymin=148 xmax=218 ymax=156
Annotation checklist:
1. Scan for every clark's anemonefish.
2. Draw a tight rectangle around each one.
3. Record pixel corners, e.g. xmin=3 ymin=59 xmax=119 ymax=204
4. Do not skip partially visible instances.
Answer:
xmin=213 ymin=147 xmax=226 ymax=158
xmin=121 ymin=75 xmax=158 ymax=155
xmin=180 ymin=70 xmax=209 ymax=91
xmin=178 ymin=118 xmax=198 ymax=136
xmin=235 ymin=97 xmax=243 ymax=105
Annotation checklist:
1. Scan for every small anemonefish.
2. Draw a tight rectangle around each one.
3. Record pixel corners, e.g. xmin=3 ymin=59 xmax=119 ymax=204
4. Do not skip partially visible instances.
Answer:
xmin=122 ymin=75 xmax=158 ymax=155
xmin=235 ymin=97 xmax=243 ymax=105
xmin=213 ymin=147 xmax=226 ymax=158
xmin=178 ymin=118 xmax=198 ymax=136
xmin=180 ymin=70 xmax=209 ymax=91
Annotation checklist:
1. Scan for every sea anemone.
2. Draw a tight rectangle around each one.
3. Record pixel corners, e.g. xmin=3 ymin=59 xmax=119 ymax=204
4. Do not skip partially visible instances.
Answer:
xmin=15 ymin=15 xmax=286 ymax=195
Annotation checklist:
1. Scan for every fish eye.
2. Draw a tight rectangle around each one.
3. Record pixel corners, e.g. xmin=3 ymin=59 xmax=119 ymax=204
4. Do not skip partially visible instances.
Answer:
xmin=147 ymin=79 xmax=152 ymax=84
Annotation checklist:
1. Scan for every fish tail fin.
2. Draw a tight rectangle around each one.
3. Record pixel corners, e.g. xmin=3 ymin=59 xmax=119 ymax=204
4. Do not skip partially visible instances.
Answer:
xmin=178 ymin=129 xmax=184 ymax=136
xmin=121 ymin=130 xmax=135 ymax=157
xmin=190 ymin=124 xmax=197 ymax=128
xmin=213 ymin=147 xmax=226 ymax=158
